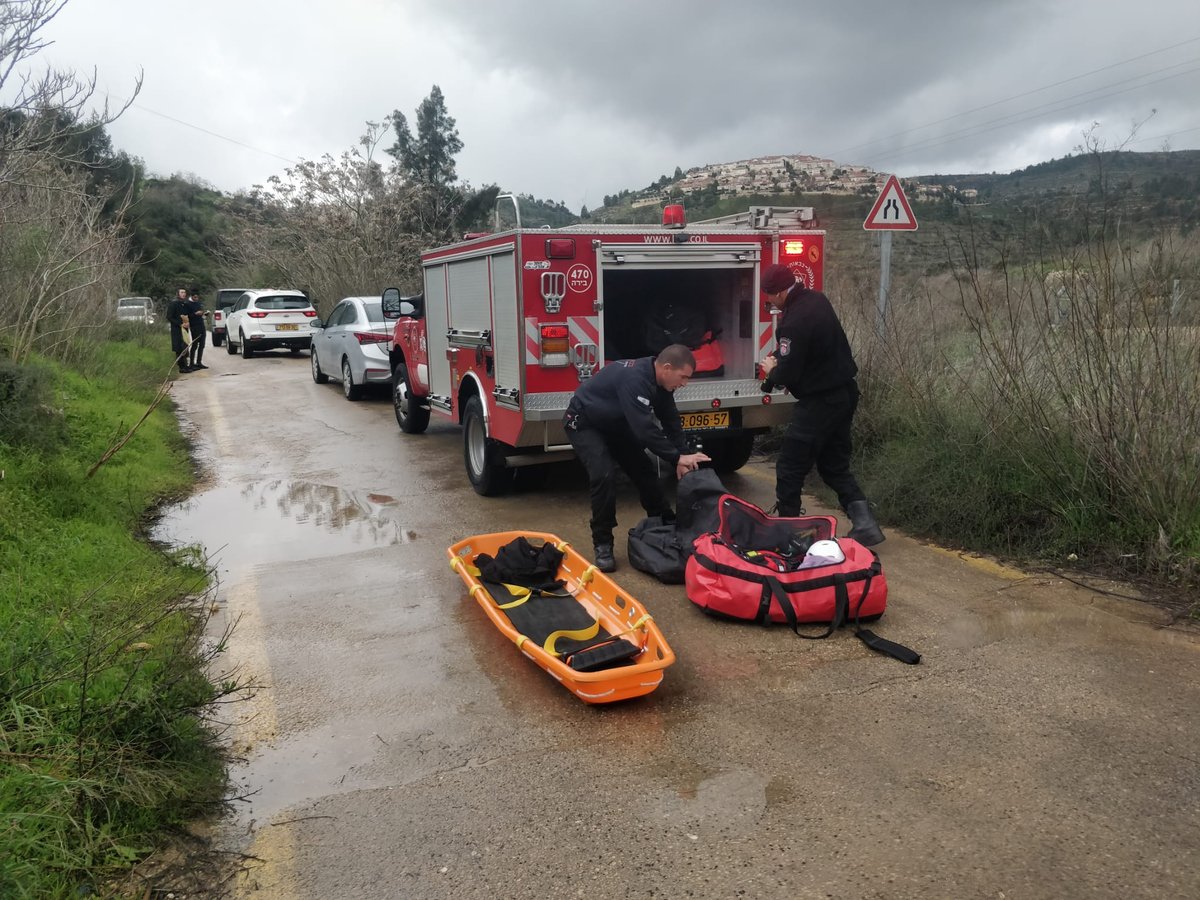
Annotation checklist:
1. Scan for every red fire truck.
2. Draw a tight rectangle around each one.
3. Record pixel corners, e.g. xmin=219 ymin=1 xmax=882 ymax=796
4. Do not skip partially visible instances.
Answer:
xmin=381 ymin=197 xmax=826 ymax=495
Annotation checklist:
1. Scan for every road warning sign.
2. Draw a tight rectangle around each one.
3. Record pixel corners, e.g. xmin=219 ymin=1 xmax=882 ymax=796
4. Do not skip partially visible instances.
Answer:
xmin=863 ymin=175 xmax=918 ymax=231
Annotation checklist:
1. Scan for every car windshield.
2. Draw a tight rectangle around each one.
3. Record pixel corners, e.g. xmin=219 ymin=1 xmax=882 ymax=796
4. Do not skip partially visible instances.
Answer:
xmin=217 ymin=291 xmax=245 ymax=308
xmin=118 ymin=298 xmax=147 ymax=308
xmin=363 ymin=301 xmax=384 ymax=322
xmin=255 ymin=296 xmax=310 ymax=310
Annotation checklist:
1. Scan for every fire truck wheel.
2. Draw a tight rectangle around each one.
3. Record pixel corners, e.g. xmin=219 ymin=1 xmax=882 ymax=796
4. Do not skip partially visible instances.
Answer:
xmin=705 ymin=433 xmax=757 ymax=473
xmin=463 ymin=395 xmax=514 ymax=496
xmin=393 ymin=363 xmax=430 ymax=434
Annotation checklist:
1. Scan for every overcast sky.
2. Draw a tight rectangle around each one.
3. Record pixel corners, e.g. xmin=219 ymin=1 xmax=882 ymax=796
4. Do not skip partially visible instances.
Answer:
xmin=34 ymin=0 xmax=1200 ymax=211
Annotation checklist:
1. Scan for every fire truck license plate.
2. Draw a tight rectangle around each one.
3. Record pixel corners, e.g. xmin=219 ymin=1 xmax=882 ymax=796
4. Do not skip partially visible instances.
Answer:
xmin=681 ymin=411 xmax=729 ymax=430
xmin=276 ymin=323 xmax=298 ymax=331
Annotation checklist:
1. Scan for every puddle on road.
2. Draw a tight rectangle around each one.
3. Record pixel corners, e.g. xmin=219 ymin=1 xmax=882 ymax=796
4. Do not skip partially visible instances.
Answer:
xmin=154 ymin=479 xmax=418 ymax=581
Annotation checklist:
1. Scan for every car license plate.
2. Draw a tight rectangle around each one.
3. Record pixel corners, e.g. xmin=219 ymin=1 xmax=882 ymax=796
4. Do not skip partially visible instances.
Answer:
xmin=277 ymin=323 xmax=298 ymax=331
xmin=680 ymin=411 xmax=729 ymax=430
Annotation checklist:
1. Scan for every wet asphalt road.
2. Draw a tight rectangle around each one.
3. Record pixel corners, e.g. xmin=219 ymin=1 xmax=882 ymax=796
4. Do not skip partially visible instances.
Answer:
xmin=155 ymin=347 xmax=1200 ymax=899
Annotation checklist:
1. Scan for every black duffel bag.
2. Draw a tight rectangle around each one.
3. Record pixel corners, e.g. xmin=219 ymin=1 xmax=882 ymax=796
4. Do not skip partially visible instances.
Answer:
xmin=628 ymin=468 xmax=726 ymax=583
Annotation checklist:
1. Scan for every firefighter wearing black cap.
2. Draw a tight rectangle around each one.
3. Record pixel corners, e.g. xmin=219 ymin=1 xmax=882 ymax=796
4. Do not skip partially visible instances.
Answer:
xmin=758 ymin=263 xmax=885 ymax=545
xmin=564 ymin=344 xmax=711 ymax=572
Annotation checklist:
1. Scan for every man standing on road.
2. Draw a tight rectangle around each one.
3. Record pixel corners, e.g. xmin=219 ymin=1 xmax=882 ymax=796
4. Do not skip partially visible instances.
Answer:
xmin=166 ymin=288 xmax=192 ymax=374
xmin=186 ymin=288 xmax=208 ymax=370
xmin=564 ymin=343 xmax=711 ymax=573
xmin=759 ymin=263 xmax=885 ymax=546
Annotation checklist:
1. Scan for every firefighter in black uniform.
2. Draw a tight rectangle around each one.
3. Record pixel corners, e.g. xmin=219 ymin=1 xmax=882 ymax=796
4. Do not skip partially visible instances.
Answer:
xmin=166 ymin=287 xmax=192 ymax=373
xmin=759 ymin=263 xmax=885 ymax=546
xmin=185 ymin=288 xmax=208 ymax=370
xmin=564 ymin=343 xmax=711 ymax=572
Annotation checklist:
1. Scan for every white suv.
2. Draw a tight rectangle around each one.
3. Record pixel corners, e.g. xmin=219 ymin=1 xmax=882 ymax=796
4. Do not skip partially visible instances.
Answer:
xmin=225 ymin=290 xmax=317 ymax=358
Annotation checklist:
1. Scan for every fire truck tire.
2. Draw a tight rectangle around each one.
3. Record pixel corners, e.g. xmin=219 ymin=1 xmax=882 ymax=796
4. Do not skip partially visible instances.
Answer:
xmin=705 ymin=433 xmax=756 ymax=473
xmin=393 ymin=363 xmax=429 ymax=434
xmin=463 ymin=395 xmax=514 ymax=496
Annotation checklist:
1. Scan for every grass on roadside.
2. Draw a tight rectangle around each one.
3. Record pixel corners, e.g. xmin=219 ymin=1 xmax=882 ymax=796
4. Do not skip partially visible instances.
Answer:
xmin=0 ymin=335 xmax=235 ymax=897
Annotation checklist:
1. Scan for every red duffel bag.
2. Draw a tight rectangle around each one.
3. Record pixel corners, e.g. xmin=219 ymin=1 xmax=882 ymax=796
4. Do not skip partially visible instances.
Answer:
xmin=685 ymin=495 xmax=919 ymax=664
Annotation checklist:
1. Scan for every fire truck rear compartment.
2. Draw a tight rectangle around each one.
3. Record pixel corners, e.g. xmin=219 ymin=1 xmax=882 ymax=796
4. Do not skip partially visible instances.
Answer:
xmin=600 ymin=267 xmax=756 ymax=378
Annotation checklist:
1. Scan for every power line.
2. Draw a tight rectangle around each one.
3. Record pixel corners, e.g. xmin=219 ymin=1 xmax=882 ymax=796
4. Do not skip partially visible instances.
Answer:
xmin=1127 ymin=122 xmax=1200 ymax=146
xmin=827 ymin=35 xmax=1200 ymax=162
xmin=124 ymin=100 xmax=298 ymax=166
xmin=858 ymin=63 xmax=1200 ymax=169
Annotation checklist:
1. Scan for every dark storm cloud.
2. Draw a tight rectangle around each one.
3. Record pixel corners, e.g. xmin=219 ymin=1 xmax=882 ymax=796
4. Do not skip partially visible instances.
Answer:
xmin=415 ymin=2 xmax=1035 ymax=141
xmin=417 ymin=0 xmax=1200 ymax=175
xmin=35 ymin=0 xmax=1200 ymax=206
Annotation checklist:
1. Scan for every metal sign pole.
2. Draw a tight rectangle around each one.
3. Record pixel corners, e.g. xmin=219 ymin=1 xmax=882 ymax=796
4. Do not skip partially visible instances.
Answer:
xmin=877 ymin=231 xmax=892 ymax=339
xmin=863 ymin=175 xmax=916 ymax=340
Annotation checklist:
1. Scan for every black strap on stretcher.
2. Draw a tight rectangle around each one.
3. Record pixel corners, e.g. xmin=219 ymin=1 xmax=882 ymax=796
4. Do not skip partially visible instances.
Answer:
xmin=480 ymin=579 xmax=642 ymax=672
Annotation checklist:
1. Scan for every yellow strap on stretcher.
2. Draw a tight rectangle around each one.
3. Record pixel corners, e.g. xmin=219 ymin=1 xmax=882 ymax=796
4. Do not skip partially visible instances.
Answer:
xmin=606 ymin=613 xmax=653 ymax=645
xmin=470 ymin=582 xmax=534 ymax=609
xmin=543 ymin=620 xmax=601 ymax=656
xmin=457 ymin=556 xmax=571 ymax=610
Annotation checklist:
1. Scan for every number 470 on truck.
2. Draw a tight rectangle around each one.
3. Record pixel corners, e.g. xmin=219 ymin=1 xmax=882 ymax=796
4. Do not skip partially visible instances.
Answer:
xmin=381 ymin=196 xmax=825 ymax=496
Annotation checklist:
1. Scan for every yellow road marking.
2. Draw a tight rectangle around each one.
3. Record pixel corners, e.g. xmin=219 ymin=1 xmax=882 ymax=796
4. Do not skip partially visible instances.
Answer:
xmin=926 ymin=544 xmax=1028 ymax=580
xmin=199 ymin=378 xmax=234 ymax=458
xmin=202 ymin=396 xmax=298 ymax=897
xmin=224 ymin=573 xmax=301 ymax=898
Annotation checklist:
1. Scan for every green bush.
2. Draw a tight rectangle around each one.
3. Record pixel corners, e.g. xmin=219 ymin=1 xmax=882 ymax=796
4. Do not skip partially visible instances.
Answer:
xmin=0 ymin=338 xmax=233 ymax=897
xmin=0 ymin=355 xmax=67 ymax=452
xmin=839 ymin=219 xmax=1200 ymax=595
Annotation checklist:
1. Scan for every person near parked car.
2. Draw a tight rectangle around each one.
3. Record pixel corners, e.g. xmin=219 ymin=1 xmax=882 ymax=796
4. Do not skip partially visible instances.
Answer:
xmin=563 ymin=343 xmax=711 ymax=572
xmin=758 ymin=263 xmax=884 ymax=545
xmin=186 ymin=288 xmax=208 ymax=370
xmin=166 ymin=288 xmax=192 ymax=373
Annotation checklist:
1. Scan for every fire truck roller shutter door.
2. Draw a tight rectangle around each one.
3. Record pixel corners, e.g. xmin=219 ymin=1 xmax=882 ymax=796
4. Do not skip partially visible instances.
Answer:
xmin=491 ymin=252 xmax=521 ymax=393
xmin=448 ymin=257 xmax=490 ymax=333
xmin=423 ymin=263 xmax=452 ymax=397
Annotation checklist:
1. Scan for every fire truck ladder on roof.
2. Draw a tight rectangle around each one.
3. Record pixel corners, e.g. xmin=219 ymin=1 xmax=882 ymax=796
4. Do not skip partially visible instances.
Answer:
xmin=692 ymin=206 xmax=816 ymax=229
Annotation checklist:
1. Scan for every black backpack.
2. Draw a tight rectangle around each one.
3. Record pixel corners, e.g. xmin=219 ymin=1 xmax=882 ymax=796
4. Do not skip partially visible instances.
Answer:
xmin=627 ymin=469 xmax=726 ymax=583
xmin=642 ymin=298 xmax=710 ymax=355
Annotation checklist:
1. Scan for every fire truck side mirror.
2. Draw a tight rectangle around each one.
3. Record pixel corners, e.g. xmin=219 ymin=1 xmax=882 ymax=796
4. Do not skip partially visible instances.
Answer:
xmin=381 ymin=287 xmax=402 ymax=319
xmin=381 ymin=288 xmax=423 ymax=320
xmin=401 ymin=294 xmax=424 ymax=318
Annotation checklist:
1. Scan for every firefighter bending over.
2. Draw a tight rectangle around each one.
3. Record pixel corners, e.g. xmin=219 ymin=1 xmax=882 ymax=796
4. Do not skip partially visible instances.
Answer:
xmin=758 ymin=263 xmax=885 ymax=546
xmin=564 ymin=344 xmax=711 ymax=573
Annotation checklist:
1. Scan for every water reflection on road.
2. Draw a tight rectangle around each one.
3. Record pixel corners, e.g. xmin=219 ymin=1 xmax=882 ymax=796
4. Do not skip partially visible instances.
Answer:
xmin=155 ymin=480 xmax=417 ymax=580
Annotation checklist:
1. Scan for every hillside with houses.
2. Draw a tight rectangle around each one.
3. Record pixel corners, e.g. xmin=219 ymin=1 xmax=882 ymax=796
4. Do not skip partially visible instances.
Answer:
xmin=607 ymin=153 xmax=964 ymax=215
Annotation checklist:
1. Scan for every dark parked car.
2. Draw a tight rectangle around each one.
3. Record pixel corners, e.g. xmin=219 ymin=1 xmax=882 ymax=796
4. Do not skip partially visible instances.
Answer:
xmin=211 ymin=288 xmax=250 ymax=347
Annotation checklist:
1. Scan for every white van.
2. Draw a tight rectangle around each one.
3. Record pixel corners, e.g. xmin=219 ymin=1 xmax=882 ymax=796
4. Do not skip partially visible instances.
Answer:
xmin=115 ymin=297 xmax=155 ymax=325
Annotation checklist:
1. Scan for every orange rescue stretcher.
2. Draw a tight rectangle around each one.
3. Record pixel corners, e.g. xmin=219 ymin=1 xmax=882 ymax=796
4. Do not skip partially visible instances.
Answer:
xmin=448 ymin=531 xmax=676 ymax=704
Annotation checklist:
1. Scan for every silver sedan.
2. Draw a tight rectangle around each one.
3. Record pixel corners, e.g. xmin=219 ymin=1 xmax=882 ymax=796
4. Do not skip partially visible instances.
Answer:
xmin=310 ymin=296 xmax=393 ymax=400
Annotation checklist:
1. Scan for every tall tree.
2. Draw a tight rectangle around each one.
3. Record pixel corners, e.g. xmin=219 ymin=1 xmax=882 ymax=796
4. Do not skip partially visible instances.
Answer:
xmin=387 ymin=85 xmax=462 ymax=186
xmin=384 ymin=87 xmax=496 ymax=242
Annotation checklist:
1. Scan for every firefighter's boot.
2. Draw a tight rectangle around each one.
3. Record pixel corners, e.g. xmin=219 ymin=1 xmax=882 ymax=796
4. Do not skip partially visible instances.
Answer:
xmin=846 ymin=500 xmax=885 ymax=547
xmin=594 ymin=543 xmax=617 ymax=573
